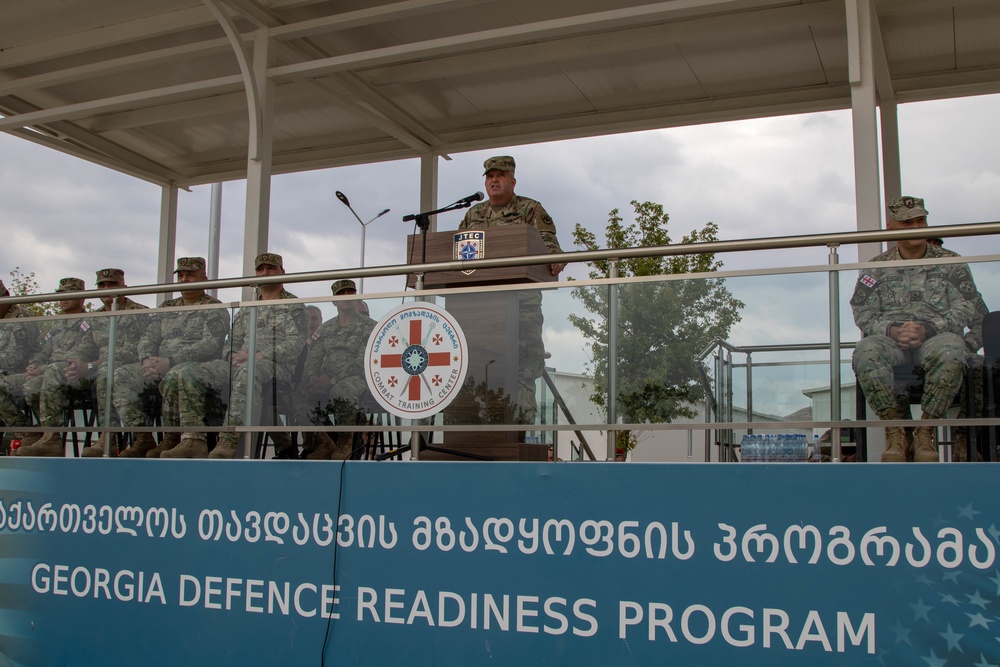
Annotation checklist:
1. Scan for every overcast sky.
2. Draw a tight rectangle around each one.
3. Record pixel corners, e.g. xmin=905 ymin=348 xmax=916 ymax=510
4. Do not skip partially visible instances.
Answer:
xmin=3 ymin=93 xmax=999 ymax=414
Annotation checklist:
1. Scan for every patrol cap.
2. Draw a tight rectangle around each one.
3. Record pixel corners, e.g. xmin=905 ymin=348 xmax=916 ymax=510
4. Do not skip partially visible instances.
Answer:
xmin=174 ymin=257 xmax=206 ymax=273
xmin=887 ymin=196 xmax=928 ymax=221
xmin=254 ymin=252 xmax=283 ymax=270
xmin=96 ymin=268 xmax=125 ymax=284
xmin=483 ymin=155 xmax=515 ymax=174
xmin=0 ymin=279 xmax=7 ymax=297
xmin=56 ymin=277 xmax=85 ymax=293
xmin=331 ymin=279 xmax=357 ymax=295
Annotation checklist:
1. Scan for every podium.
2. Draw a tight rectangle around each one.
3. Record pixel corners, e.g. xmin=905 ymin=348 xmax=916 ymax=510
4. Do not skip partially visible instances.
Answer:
xmin=407 ymin=225 xmax=555 ymax=461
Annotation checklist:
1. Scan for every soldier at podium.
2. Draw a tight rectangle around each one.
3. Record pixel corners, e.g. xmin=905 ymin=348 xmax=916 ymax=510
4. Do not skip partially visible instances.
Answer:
xmin=458 ymin=155 xmax=565 ymax=423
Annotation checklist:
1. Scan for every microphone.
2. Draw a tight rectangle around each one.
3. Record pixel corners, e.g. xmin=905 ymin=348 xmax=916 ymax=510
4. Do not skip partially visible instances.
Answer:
xmin=457 ymin=191 xmax=485 ymax=205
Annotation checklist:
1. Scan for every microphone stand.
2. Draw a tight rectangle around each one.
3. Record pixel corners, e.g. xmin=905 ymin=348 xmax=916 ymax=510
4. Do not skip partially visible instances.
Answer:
xmin=403 ymin=197 xmax=479 ymax=291
xmin=390 ymin=196 xmax=492 ymax=461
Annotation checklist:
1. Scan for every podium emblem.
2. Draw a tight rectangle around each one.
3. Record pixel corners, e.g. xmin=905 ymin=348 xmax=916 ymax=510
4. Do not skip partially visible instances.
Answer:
xmin=454 ymin=231 xmax=485 ymax=275
xmin=365 ymin=301 xmax=469 ymax=419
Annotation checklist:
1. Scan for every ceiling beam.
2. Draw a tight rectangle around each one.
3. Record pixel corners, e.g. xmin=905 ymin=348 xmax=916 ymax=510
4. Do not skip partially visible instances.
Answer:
xmin=0 ymin=76 xmax=245 ymax=132
xmin=0 ymin=7 xmax=218 ymax=69
xmin=218 ymin=0 xmax=447 ymax=151
xmin=362 ymin=1 xmax=844 ymax=87
xmin=0 ymin=97 xmax=186 ymax=183
xmin=268 ymin=0 xmax=484 ymax=41
xmin=269 ymin=0 xmax=790 ymax=81
xmin=0 ymin=39 xmax=231 ymax=97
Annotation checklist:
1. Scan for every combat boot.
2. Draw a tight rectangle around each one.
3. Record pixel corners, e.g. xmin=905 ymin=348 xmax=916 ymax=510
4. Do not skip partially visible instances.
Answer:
xmin=161 ymin=435 xmax=208 ymax=459
xmin=306 ymin=432 xmax=336 ymax=460
xmin=208 ymin=435 xmax=238 ymax=459
xmin=81 ymin=433 xmax=111 ymax=458
xmin=12 ymin=433 xmax=42 ymax=453
xmin=330 ymin=433 xmax=354 ymax=461
xmin=912 ymin=426 xmax=939 ymax=463
xmin=18 ymin=432 xmax=65 ymax=457
xmin=952 ymin=427 xmax=983 ymax=462
xmin=877 ymin=407 xmax=906 ymax=462
xmin=146 ymin=432 xmax=180 ymax=458
xmin=269 ymin=432 xmax=297 ymax=459
xmin=120 ymin=433 xmax=157 ymax=458
xmin=298 ymin=432 xmax=316 ymax=458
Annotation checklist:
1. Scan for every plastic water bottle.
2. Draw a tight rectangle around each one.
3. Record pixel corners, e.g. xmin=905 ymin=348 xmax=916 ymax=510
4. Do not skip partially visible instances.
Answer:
xmin=809 ymin=435 xmax=822 ymax=463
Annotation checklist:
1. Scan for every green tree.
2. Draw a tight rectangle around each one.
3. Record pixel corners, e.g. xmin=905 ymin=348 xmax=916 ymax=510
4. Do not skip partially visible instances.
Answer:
xmin=7 ymin=267 xmax=59 ymax=317
xmin=570 ymin=201 xmax=744 ymax=452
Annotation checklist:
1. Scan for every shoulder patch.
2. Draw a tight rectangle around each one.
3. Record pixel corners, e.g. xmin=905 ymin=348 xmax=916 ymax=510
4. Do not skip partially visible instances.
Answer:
xmin=859 ymin=274 xmax=877 ymax=289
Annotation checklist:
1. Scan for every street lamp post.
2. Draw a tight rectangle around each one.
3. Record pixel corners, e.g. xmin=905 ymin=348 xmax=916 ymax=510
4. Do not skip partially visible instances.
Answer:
xmin=335 ymin=190 xmax=389 ymax=293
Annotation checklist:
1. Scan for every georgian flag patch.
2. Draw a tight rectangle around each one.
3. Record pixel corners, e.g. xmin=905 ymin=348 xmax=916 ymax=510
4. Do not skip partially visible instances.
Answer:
xmin=860 ymin=274 xmax=877 ymax=288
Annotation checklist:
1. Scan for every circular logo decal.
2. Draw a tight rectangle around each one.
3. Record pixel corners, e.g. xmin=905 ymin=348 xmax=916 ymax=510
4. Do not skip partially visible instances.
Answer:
xmin=365 ymin=301 xmax=469 ymax=419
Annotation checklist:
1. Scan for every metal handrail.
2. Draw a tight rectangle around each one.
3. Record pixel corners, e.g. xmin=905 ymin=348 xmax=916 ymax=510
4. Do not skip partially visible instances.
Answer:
xmin=3 ymin=221 xmax=999 ymax=307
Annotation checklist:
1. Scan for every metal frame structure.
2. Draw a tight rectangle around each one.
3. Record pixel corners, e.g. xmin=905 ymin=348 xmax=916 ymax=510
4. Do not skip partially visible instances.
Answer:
xmin=4 ymin=0 xmax=1000 ymax=279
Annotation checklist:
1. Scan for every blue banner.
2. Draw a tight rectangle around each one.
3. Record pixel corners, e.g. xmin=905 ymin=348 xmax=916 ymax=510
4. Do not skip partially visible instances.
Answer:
xmin=2 ymin=460 xmax=999 ymax=666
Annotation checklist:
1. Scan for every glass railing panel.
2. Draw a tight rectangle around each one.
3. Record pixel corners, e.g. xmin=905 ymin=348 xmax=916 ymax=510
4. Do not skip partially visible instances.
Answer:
xmin=842 ymin=255 xmax=1000 ymax=445
xmin=97 ymin=300 xmax=238 ymax=456
xmin=20 ymin=307 xmax=101 ymax=455
xmin=616 ymin=270 xmax=832 ymax=432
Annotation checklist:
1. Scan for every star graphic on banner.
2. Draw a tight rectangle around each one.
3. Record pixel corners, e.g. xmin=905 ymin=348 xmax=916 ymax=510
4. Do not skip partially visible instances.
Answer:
xmin=922 ymin=648 xmax=948 ymax=667
xmin=974 ymin=653 xmax=999 ymax=667
xmin=912 ymin=598 xmax=934 ymax=622
xmin=891 ymin=619 xmax=914 ymax=645
xmin=989 ymin=570 xmax=1000 ymax=596
xmin=988 ymin=524 xmax=1000 ymax=543
xmin=941 ymin=593 xmax=961 ymax=606
xmin=932 ymin=512 xmax=949 ymax=528
xmin=943 ymin=571 xmax=962 ymax=584
xmin=967 ymin=590 xmax=990 ymax=610
xmin=917 ymin=573 xmax=935 ymax=586
xmin=940 ymin=624 xmax=965 ymax=652
xmin=968 ymin=612 xmax=993 ymax=630
xmin=875 ymin=647 xmax=893 ymax=665
xmin=958 ymin=503 xmax=982 ymax=520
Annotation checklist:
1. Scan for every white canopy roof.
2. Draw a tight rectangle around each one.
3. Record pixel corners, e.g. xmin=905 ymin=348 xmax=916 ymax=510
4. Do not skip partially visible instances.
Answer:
xmin=3 ymin=0 xmax=999 ymax=188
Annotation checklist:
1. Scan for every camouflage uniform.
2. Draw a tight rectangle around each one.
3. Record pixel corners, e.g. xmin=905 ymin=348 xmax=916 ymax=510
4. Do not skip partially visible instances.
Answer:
xmin=160 ymin=289 xmax=305 ymax=439
xmin=0 ymin=303 xmax=40 ymax=376
xmin=91 ymin=298 xmax=149 ymax=429
xmin=295 ymin=307 xmax=377 ymax=437
xmin=0 ymin=312 xmax=98 ymax=429
xmin=851 ymin=243 xmax=980 ymax=419
xmin=459 ymin=187 xmax=562 ymax=423
xmin=112 ymin=293 xmax=230 ymax=428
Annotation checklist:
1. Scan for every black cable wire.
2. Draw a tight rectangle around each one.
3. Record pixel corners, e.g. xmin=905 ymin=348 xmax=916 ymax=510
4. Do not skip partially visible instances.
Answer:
xmin=319 ymin=456 xmax=349 ymax=666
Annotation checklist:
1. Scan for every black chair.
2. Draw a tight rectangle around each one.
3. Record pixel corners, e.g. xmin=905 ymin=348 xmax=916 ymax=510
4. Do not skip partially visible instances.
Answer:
xmin=64 ymin=383 xmax=98 ymax=457
xmin=855 ymin=360 xmax=978 ymax=462
xmin=253 ymin=377 xmax=298 ymax=459
xmin=355 ymin=393 xmax=404 ymax=461
xmin=980 ymin=311 xmax=1000 ymax=461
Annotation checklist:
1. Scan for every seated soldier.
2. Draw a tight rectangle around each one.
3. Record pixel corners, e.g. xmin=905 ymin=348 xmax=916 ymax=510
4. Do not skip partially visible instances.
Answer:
xmin=107 ymin=258 xmax=230 ymax=458
xmin=0 ymin=278 xmax=98 ymax=457
xmin=851 ymin=196 xmax=983 ymax=462
xmin=0 ymin=279 xmax=40 ymax=451
xmin=77 ymin=268 xmax=150 ymax=457
xmin=0 ymin=278 xmax=40 ymax=376
xmin=295 ymin=279 xmax=376 ymax=460
xmin=159 ymin=253 xmax=305 ymax=459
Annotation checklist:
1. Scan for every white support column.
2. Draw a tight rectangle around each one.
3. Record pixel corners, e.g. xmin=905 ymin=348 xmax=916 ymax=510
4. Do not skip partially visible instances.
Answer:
xmin=158 ymin=184 xmax=178 ymax=300
xmin=846 ymin=0 xmax=883 ymax=261
xmin=420 ymin=153 xmax=439 ymax=232
xmin=243 ymin=30 xmax=276 ymax=298
xmin=879 ymin=101 xmax=901 ymax=210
